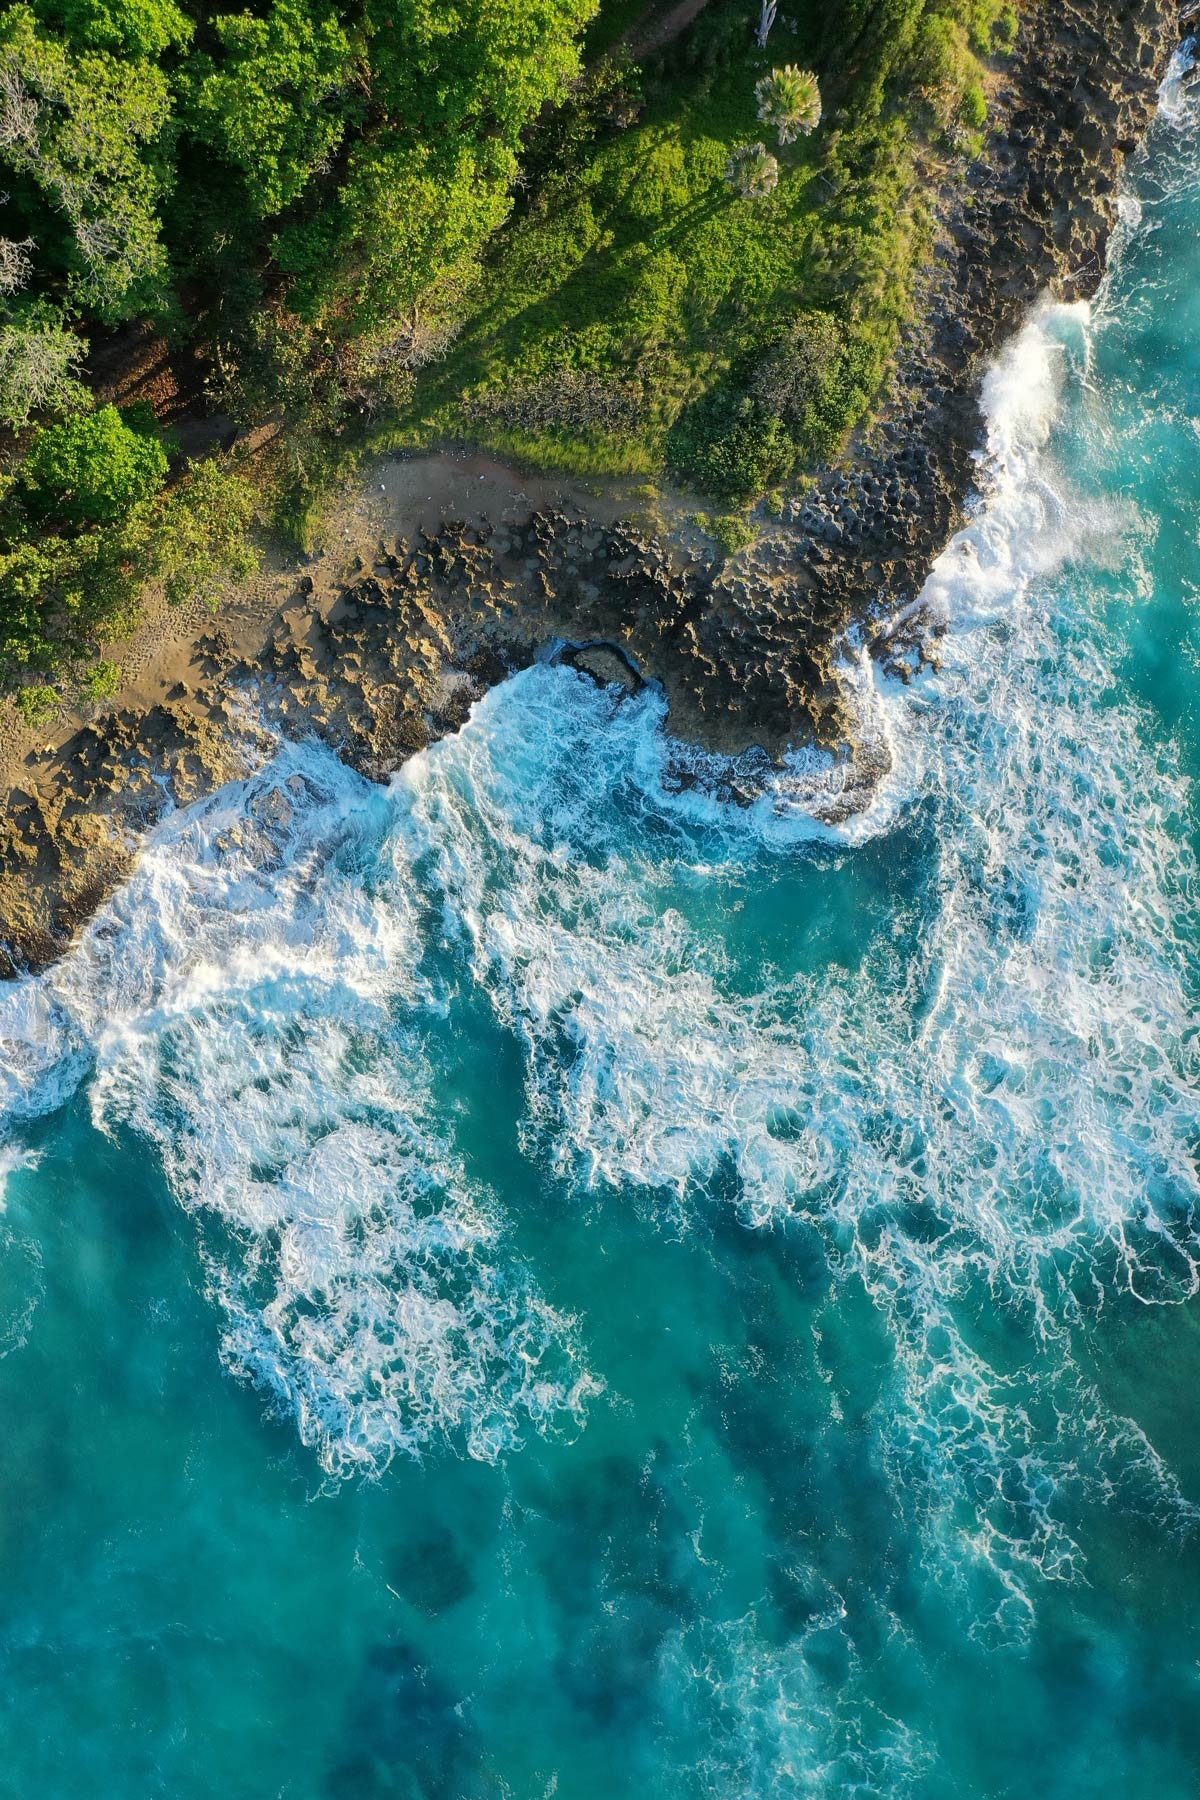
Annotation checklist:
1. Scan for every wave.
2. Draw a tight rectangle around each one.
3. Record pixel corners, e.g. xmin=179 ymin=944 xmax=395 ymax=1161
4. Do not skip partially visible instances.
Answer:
xmin=0 ymin=745 xmax=598 ymax=1477
xmin=377 ymin=103 xmax=1200 ymax=1632
xmin=660 ymin=1604 xmax=935 ymax=1799
xmin=0 ymin=39 xmax=1195 ymax=1628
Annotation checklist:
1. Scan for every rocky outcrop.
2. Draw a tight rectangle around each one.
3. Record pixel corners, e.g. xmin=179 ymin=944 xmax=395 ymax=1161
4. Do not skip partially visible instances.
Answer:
xmin=0 ymin=670 xmax=265 ymax=974
xmin=0 ymin=0 xmax=1184 ymax=974
xmin=280 ymin=0 xmax=1183 ymax=767
xmin=668 ymin=0 xmax=1180 ymax=744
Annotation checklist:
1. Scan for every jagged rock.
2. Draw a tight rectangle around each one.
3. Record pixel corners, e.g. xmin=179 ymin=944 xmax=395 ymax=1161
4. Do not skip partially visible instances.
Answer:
xmin=0 ymin=0 xmax=1180 ymax=976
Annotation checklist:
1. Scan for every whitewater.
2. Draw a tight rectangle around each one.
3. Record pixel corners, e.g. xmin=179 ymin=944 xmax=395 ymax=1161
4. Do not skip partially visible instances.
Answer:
xmin=2 ymin=54 xmax=1200 ymax=1800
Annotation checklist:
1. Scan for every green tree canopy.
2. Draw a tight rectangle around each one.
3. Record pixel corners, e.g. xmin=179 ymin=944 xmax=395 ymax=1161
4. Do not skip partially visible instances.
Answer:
xmin=0 ymin=0 xmax=1019 ymax=691
xmin=0 ymin=4 xmax=172 ymax=319
xmin=189 ymin=0 xmax=356 ymax=217
xmin=0 ymin=300 xmax=88 ymax=427
xmin=273 ymin=0 xmax=596 ymax=331
xmin=366 ymin=0 xmax=594 ymax=152
xmin=23 ymin=404 xmax=168 ymax=527
xmin=754 ymin=65 xmax=821 ymax=146
xmin=40 ymin=0 xmax=192 ymax=59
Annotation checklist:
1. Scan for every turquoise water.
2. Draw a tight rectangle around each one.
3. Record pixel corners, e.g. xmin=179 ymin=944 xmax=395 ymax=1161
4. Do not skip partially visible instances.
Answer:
xmin=4 ymin=69 xmax=1200 ymax=1800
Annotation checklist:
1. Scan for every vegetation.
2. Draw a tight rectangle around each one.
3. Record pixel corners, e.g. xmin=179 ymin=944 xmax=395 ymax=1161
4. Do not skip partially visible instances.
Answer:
xmin=23 ymin=404 xmax=167 ymax=527
xmin=691 ymin=509 xmax=757 ymax=555
xmin=725 ymin=139 xmax=782 ymax=199
xmin=385 ymin=0 xmax=1016 ymax=500
xmin=0 ymin=0 xmax=1017 ymax=697
xmin=151 ymin=459 xmax=260 ymax=608
xmin=755 ymin=64 xmax=822 ymax=144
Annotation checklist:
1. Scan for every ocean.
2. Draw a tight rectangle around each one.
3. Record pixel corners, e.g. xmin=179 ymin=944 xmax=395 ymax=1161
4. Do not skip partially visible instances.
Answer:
xmin=1 ymin=53 xmax=1199 ymax=1800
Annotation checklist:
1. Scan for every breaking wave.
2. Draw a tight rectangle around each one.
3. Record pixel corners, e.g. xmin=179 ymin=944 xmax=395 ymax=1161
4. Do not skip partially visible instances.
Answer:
xmin=0 ymin=752 xmax=598 ymax=1477
xmin=381 ymin=149 xmax=1200 ymax=1635
xmin=0 ymin=44 xmax=1195 ymax=1663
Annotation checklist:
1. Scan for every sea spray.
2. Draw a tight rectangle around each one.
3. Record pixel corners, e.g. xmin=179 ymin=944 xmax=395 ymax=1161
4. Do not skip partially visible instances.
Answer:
xmin=0 ymin=743 xmax=599 ymax=1475
xmin=2 ymin=281 xmax=1196 ymax=1585
xmin=381 ymin=215 xmax=1200 ymax=1635
xmin=0 ymin=51 xmax=1198 ymax=1800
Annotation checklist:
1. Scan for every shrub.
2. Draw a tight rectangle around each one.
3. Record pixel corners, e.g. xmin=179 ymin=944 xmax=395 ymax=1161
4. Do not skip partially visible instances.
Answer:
xmin=23 ymin=404 xmax=168 ymax=528
xmin=14 ymin=681 xmax=57 ymax=723
xmin=613 ymin=244 xmax=688 ymax=345
xmin=960 ymin=81 xmax=987 ymax=131
xmin=723 ymin=141 xmax=779 ymax=201
xmin=471 ymin=367 xmax=644 ymax=434
xmin=750 ymin=312 xmax=875 ymax=466
xmin=667 ymin=388 xmax=792 ymax=500
xmin=992 ymin=6 xmax=1018 ymax=51
xmin=754 ymin=65 xmax=821 ymax=146
xmin=624 ymin=136 xmax=689 ymax=222
xmin=907 ymin=14 xmax=973 ymax=132
xmin=81 ymin=657 xmax=120 ymax=700
xmin=692 ymin=510 xmax=755 ymax=554
xmin=151 ymin=457 xmax=260 ymax=607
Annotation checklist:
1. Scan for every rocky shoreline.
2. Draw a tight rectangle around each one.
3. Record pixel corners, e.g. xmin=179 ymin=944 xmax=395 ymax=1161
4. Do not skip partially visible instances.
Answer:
xmin=0 ymin=0 xmax=1184 ymax=976
xmin=691 ymin=0 xmax=1180 ymax=740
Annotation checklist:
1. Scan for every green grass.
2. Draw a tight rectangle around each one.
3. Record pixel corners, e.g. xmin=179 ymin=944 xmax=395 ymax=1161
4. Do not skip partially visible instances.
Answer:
xmin=382 ymin=0 xmax=934 ymax=498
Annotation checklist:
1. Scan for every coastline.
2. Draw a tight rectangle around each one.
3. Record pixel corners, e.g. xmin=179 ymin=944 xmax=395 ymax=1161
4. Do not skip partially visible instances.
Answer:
xmin=0 ymin=0 xmax=1183 ymax=977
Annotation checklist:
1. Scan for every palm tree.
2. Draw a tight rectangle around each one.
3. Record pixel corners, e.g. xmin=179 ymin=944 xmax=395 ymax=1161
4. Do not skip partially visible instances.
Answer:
xmin=754 ymin=65 xmax=822 ymax=146
xmin=724 ymin=142 xmax=779 ymax=201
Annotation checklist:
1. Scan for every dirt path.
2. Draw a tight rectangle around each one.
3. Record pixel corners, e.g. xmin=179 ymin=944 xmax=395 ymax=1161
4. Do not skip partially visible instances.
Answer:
xmin=615 ymin=0 xmax=713 ymax=63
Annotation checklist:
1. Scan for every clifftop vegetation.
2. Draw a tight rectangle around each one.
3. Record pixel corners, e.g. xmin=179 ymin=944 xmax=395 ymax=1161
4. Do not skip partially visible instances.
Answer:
xmin=395 ymin=0 xmax=1014 ymax=498
xmin=0 ymin=0 xmax=1016 ymax=695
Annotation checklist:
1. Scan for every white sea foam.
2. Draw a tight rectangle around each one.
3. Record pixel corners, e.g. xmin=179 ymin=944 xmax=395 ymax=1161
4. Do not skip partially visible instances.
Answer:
xmin=0 ymin=40 xmax=1193 ymax=1622
xmin=0 ymin=282 xmax=1192 ymax=1560
xmin=1158 ymin=37 xmax=1197 ymax=126
xmin=0 ymin=741 xmax=598 ymax=1477
xmin=661 ymin=1603 xmax=933 ymax=1798
xmin=0 ymin=1141 xmax=38 ymax=1212
xmin=373 ymin=148 xmax=1200 ymax=1626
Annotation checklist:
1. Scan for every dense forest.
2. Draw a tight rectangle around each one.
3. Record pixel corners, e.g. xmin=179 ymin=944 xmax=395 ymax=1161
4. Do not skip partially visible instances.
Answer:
xmin=0 ymin=0 xmax=1016 ymax=699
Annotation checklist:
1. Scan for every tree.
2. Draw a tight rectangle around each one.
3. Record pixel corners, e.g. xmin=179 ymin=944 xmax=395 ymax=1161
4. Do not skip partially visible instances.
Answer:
xmin=277 ymin=137 xmax=510 ymax=331
xmin=754 ymin=65 xmax=821 ymax=145
xmin=0 ymin=527 xmax=143 ymax=674
xmin=724 ymin=141 xmax=779 ymax=200
xmin=365 ymin=0 xmax=595 ymax=159
xmin=23 ymin=404 xmax=168 ymax=527
xmin=0 ymin=5 xmax=171 ymax=320
xmin=0 ymin=303 xmax=89 ymax=427
xmin=53 ymin=0 xmax=192 ymax=58
xmin=190 ymin=0 xmax=355 ymax=217
xmin=0 ymin=235 xmax=32 ymax=295
xmin=272 ymin=0 xmax=596 ymax=334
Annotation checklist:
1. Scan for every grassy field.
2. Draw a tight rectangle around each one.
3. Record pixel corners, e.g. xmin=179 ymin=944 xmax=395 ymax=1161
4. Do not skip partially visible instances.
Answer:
xmin=380 ymin=0 xmax=1010 ymax=504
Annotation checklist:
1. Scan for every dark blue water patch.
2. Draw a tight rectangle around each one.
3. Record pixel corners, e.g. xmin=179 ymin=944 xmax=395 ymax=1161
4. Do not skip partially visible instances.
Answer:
xmin=322 ymin=1638 xmax=483 ymax=1800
